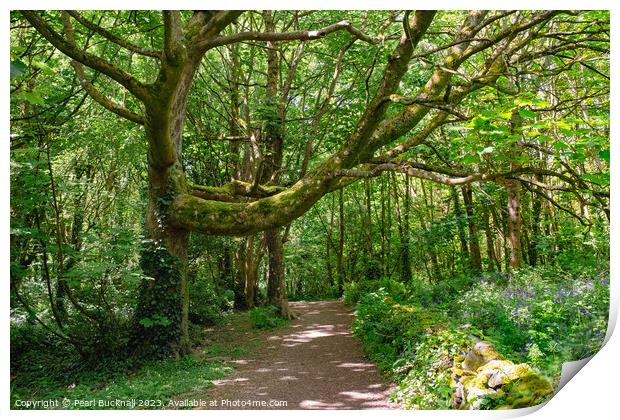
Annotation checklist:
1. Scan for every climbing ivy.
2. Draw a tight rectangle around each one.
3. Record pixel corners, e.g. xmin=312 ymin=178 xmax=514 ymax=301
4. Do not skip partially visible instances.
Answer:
xmin=132 ymin=240 xmax=183 ymax=357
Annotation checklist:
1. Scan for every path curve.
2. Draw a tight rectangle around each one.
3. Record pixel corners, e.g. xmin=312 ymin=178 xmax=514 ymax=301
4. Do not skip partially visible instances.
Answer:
xmin=199 ymin=300 xmax=399 ymax=410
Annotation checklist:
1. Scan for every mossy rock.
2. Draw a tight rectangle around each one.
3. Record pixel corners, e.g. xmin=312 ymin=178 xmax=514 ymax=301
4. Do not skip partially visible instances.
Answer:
xmin=500 ymin=373 xmax=554 ymax=408
xmin=462 ymin=341 xmax=502 ymax=371
xmin=452 ymin=341 xmax=553 ymax=409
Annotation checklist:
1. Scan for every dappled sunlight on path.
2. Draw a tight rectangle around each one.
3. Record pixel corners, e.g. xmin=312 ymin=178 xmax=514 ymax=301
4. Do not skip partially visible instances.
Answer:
xmin=199 ymin=300 xmax=399 ymax=410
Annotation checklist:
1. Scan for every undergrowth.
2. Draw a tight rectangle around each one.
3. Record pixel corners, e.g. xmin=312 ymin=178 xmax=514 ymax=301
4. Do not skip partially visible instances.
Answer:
xmin=347 ymin=266 xmax=609 ymax=409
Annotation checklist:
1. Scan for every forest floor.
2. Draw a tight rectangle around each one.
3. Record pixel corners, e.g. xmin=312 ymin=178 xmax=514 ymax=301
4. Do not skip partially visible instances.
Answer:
xmin=187 ymin=300 xmax=399 ymax=410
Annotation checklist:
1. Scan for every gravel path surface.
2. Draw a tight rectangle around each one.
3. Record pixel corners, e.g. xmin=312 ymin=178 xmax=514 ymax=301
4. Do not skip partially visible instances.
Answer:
xmin=199 ymin=300 xmax=399 ymax=410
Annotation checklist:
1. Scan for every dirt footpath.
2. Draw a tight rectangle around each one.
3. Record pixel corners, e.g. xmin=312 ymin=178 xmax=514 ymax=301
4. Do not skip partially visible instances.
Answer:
xmin=199 ymin=300 xmax=400 ymax=410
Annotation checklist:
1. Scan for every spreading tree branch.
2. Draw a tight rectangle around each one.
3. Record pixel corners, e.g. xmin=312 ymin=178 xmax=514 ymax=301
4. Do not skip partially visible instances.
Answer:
xmin=21 ymin=11 xmax=151 ymax=102
xmin=197 ymin=19 xmax=383 ymax=50
xmin=62 ymin=13 xmax=145 ymax=125
xmin=65 ymin=10 xmax=161 ymax=58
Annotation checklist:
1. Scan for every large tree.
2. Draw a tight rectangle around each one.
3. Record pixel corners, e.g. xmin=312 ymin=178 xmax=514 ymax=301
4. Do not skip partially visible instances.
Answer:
xmin=19 ymin=10 xmax=609 ymax=355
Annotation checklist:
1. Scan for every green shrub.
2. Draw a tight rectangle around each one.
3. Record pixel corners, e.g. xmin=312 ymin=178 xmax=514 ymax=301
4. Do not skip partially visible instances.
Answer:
xmin=352 ymin=288 xmax=444 ymax=372
xmin=189 ymin=279 xmax=234 ymax=326
xmin=344 ymin=278 xmax=408 ymax=306
xmin=350 ymin=265 xmax=609 ymax=408
xmin=457 ymin=267 xmax=609 ymax=374
xmin=392 ymin=328 xmax=475 ymax=409
xmin=249 ymin=306 xmax=288 ymax=330
xmin=343 ymin=281 xmax=361 ymax=305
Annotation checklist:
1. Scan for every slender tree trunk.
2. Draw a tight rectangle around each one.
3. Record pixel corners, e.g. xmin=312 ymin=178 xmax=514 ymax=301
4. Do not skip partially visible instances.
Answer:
xmin=385 ymin=177 xmax=392 ymax=277
xmin=336 ymin=188 xmax=345 ymax=295
xmin=461 ymin=185 xmax=482 ymax=273
xmin=483 ymin=207 xmax=501 ymax=271
xmin=235 ymin=235 xmax=263 ymax=309
xmin=392 ymin=174 xmax=412 ymax=282
xmin=506 ymin=182 xmax=522 ymax=269
xmin=403 ymin=175 xmax=412 ymax=282
xmin=364 ymin=178 xmax=373 ymax=257
xmin=380 ymin=178 xmax=387 ymax=276
xmin=451 ymin=186 xmax=469 ymax=263
xmin=507 ymin=109 xmax=523 ymax=269
xmin=233 ymin=238 xmax=249 ymax=310
xmin=420 ymin=180 xmax=441 ymax=282
xmin=529 ymin=175 xmax=543 ymax=266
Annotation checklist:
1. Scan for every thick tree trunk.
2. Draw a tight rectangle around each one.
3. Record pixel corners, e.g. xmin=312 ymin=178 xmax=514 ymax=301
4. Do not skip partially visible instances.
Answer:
xmin=260 ymin=11 xmax=291 ymax=318
xmin=134 ymin=160 xmax=191 ymax=357
xmin=133 ymin=54 xmax=201 ymax=356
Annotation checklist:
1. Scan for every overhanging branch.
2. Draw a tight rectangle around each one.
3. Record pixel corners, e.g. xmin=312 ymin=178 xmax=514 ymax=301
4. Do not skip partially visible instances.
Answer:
xmin=65 ymin=11 xmax=161 ymax=58
xmin=197 ymin=20 xmax=383 ymax=50
xmin=62 ymin=13 xmax=145 ymax=125
xmin=21 ymin=11 xmax=151 ymax=102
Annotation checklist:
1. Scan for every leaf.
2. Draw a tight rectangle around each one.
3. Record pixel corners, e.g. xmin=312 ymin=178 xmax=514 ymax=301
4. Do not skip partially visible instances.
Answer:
xmin=471 ymin=116 xmax=488 ymax=129
xmin=480 ymin=110 xmax=498 ymax=119
xmin=582 ymin=172 xmax=610 ymax=186
xmin=14 ymin=91 xmax=45 ymax=105
xmin=536 ymin=135 xmax=553 ymax=143
xmin=32 ymin=60 xmax=55 ymax=76
xmin=461 ymin=154 xmax=481 ymax=165
xmin=598 ymin=149 xmax=610 ymax=162
xmin=139 ymin=318 xmax=154 ymax=328
xmin=10 ymin=60 xmax=27 ymax=80
xmin=518 ymin=108 xmax=537 ymax=119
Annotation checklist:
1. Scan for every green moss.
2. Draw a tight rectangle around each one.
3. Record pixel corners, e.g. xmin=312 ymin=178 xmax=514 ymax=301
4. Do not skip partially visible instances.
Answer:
xmin=189 ymin=183 xmax=231 ymax=195
xmin=501 ymin=373 xmax=553 ymax=408
xmin=454 ymin=342 xmax=553 ymax=409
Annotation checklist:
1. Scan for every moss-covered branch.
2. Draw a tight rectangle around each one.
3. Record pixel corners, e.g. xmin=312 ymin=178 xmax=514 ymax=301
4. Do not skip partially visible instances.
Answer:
xmin=170 ymin=178 xmax=328 ymax=235
xmin=189 ymin=180 xmax=286 ymax=202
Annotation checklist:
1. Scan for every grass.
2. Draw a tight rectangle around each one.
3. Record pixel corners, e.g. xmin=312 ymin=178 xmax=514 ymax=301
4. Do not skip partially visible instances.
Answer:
xmin=249 ymin=306 xmax=289 ymax=329
xmin=11 ymin=354 xmax=234 ymax=410
xmin=12 ymin=307 xmax=295 ymax=410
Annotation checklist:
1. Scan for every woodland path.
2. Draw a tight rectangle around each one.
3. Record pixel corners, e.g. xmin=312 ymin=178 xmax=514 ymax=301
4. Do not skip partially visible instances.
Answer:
xmin=198 ymin=300 xmax=399 ymax=410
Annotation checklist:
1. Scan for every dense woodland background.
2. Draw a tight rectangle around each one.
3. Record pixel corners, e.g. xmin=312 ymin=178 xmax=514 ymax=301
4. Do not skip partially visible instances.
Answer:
xmin=10 ymin=10 xmax=609 ymax=409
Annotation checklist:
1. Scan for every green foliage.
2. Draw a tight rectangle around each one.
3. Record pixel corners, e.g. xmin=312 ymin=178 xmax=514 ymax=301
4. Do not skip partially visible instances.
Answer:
xmin=350 ymin=265 xmax=608 ymax=408
xmin=249 ymin=306 xmax=288 ymax=330
xmin=9 ymin=9 xmax=610 ymax=410
xmin=187 ymin=235 xmax=236 ymax=324
xmin=352 ymin=287 xmax=444 ymax=372
xmin=10 ymin=59 xmax=27 ymax=80
xmin=132 ymin=240 xmax=183 ymax=356
xmin=393 ymin=329 xmax=474 ymax=409
xmin=189 ymin=279 xmax=234 ymax=326
xmin=457 ymin=267 xmax=609 ymax=372
xmin=11 ymin=352 xmax=233 ymax=410
xmin=343 ymin=278 xmax=407 ymax=306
